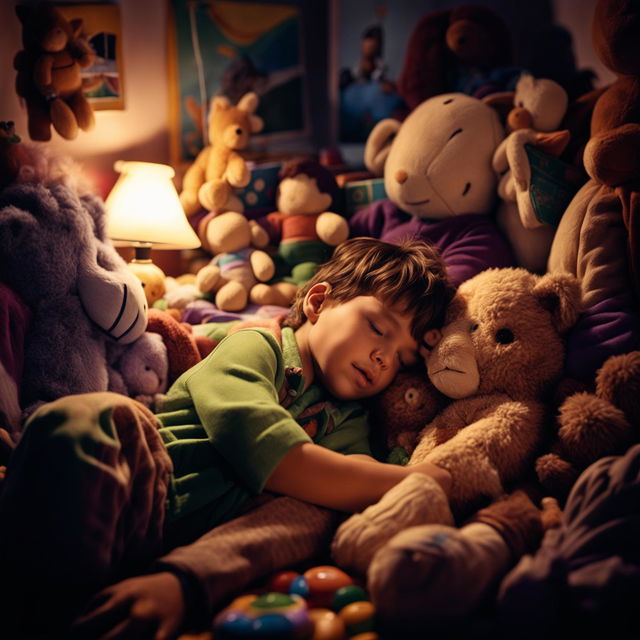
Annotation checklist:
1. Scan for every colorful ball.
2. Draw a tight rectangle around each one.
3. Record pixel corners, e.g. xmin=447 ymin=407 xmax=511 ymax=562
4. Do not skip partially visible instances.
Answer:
xmin=213 ymin=592 xmax=312 ymax=639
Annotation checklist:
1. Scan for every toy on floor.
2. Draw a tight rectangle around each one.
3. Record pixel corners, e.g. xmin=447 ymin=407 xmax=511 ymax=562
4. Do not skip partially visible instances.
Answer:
xmin=396 ymin=4 xmax=515 ymax=110
xmin=349 ymin=92 xmax=514 ymax=286
xmin=546 ymin=0 xmax=640 ymax=381
xmin=332 ymin=267 xmax=581 ymax=577
xmin=14 ymin=2 xmax=96 ymax=141
xmin=179 ymin=92 xmax=263 ymax=216
xmin=216 ymin=565 xmax=376 ymax=639
xmin=213 ymin=593 xmax=312 ymax=639
xmin=492 ymin=73 xmax=574 ymax=272
xmin=195 ymin=211 xmax=297 ymax=311
xmin=264 ymin=159 xmax=348 ymax=286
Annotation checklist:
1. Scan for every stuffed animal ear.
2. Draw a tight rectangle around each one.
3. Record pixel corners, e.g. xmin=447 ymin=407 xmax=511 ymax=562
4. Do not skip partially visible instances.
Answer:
xmin=237 ymin=91 xmax=259 ymax=114
xmin=364 ymin=118 xmax=401 ymax=175
xmin=533 ymin=272 xmax=582 ymax=333
xmin=249 ymin=114 xmax=264 ymax=134
xmin=70 ymin=18 xmax=83 ymax=37
xmin=482 ymin=91 xmax=515 ymax=127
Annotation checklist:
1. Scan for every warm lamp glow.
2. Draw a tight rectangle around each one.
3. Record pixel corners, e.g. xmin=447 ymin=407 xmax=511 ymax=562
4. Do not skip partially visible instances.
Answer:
xmin=106 ymin=161 xmax=200 ymax=250
xmin=105 ymin=161 xmax=200 ymax=306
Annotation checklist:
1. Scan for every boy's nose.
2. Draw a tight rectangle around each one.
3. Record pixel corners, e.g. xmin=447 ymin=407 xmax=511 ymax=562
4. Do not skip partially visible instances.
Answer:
xmin=372 ymin=349 xmax=388 ymax=369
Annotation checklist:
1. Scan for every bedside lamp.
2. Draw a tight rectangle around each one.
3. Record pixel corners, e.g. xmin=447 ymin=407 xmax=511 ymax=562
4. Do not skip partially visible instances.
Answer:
xmin=106 ymin=161 xmax=201 ymax=305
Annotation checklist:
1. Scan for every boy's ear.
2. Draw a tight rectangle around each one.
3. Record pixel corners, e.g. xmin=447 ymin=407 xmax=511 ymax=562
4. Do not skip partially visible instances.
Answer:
xmin=303 ymin=282 xmax=331 ymax=323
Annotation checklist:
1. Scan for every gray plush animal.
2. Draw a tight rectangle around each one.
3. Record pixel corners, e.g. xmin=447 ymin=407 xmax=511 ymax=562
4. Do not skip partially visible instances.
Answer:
xmin=0 ymin=171 xmax=147 ymax=416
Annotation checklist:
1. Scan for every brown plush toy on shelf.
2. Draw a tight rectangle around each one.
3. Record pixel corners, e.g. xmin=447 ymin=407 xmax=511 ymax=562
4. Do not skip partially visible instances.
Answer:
xmin=179 ymin=92 xmax=263 ymax=217
xmin=396 ymin=4 xmax=514 ymax=111
xmin=536 ymin=351 xmax=640 ymax=501
xmin=14 ymin=2 xmax=96 ymax=141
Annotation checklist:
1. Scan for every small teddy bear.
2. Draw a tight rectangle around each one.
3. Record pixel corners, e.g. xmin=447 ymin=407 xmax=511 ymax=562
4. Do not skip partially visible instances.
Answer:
xmin=179 ymin=92 xmax=263 ymax=216
xmin=366 ymin=367 xmax=448 ymax=465
xmin=264 ymin=159 xmax=348 ymax=286
xmin=491 ymin=72 xmax=572 ymax=272
xmin=14 ymin=2 xmax=96 ymax=141
xmin=332 ymin=266 xmax=582 ymax=577
xmin=196 ymin=211 xmax=296 ymax=311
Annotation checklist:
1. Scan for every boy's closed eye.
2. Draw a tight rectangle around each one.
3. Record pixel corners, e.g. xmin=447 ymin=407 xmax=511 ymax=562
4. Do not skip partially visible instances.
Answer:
xmin=368 ymin=319 xmax=383 ymax=336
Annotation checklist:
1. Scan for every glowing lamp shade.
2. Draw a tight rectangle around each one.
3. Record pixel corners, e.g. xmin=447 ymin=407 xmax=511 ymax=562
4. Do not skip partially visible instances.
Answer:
xmin=106 ymin=161 xmax=200 ymax=250
xmin=106 ymin=161 xmax=200 ymax=306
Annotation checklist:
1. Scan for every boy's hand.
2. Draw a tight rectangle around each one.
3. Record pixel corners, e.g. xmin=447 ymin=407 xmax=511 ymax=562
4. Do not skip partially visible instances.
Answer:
xmin=72 ymin=572 xmax=185 ymax=640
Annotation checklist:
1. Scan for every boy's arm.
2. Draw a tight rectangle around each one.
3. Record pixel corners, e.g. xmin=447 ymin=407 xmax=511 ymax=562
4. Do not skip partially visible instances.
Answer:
xmin=265 ymin=441 xmax=450 ymax=513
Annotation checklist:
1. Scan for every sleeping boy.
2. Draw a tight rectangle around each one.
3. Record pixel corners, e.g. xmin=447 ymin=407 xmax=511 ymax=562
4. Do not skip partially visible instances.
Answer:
xmin=0 ymin=237 xmax=454 ymax=638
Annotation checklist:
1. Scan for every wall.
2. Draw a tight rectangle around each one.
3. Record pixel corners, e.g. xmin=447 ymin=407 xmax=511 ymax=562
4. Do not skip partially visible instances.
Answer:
xmin=0 ymin=0 xmax=613 ymax=187
xmin=0 ymin=0 xmax=171 ymax=196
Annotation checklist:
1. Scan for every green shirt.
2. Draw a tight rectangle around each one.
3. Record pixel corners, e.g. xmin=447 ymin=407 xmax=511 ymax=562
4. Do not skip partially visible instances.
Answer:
xmin=155 ymin=326 xmax=370 ymax=543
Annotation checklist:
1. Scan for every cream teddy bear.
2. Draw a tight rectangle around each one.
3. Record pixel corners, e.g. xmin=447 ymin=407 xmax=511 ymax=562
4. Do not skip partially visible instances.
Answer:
xmin=180 ymin=92 xmax=263 ymax=216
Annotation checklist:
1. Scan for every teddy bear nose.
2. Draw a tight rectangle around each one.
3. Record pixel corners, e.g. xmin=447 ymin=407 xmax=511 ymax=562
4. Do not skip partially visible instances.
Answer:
xmin=395 ymin=170 xmax=408 ymax=184
xmin=235 ymin=128 xmax=243 ymax=135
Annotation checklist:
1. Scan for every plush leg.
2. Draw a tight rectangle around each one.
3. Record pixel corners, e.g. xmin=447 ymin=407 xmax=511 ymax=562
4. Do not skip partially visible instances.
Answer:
xmin=0 ymin=392 xmax=172 ymax=634
xmin=368 ymin=490 xmax=543 ymax=627
xmin=331 ymin=473 xmax=453 ymax=577
xmin=159 ymin=496 xmax=341 ymax=617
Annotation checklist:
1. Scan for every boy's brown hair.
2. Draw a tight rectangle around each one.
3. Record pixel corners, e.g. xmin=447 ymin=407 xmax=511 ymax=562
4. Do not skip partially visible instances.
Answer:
xmin=285 ymin=237 xmax=454 ymax=342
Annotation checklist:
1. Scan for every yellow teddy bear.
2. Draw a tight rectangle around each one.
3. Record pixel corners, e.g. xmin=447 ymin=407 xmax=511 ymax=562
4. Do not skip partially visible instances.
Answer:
xmin=179 ymin=92 xmax=263 ymax=216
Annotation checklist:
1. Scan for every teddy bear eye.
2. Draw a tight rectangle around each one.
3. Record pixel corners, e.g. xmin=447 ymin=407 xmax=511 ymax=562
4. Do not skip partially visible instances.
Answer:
xmin=495 ymin=328 xmax=515 ymax=344
xmin=404 ymin=388 xmax=420 ymax=406
xmin=470 ymin=323 xmax=479 ymax=332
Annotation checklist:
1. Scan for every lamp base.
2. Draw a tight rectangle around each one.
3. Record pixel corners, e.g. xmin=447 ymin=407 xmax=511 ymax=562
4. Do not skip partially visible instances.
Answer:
xmin=128 ymin=256 xmax=166 ymax=307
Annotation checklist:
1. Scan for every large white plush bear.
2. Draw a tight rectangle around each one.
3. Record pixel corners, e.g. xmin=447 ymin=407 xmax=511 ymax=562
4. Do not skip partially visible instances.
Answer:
xmin=349 ymin=92 xmax=514 ymax=286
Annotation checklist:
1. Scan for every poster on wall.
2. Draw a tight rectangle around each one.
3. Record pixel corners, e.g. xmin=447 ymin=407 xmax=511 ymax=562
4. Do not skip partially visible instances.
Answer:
xmin=169 ymin=0 xmax=309 ymax=167
xmin=335 ymin=2 xmax=410 ymax=144
xmin=57 ymin=4 xmax=125 ymax=110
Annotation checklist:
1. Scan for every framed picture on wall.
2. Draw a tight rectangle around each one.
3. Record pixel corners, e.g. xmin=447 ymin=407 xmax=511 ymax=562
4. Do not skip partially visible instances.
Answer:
xmin=57 ymin=3 xmax=125 ymax=110
xmin=168 ymin=0 xmax=310 ymax=168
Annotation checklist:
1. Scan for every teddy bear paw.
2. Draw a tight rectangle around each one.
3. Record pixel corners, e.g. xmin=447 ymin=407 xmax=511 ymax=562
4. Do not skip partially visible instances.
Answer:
xmin=331 ymin=473 xmax=452 ymax=577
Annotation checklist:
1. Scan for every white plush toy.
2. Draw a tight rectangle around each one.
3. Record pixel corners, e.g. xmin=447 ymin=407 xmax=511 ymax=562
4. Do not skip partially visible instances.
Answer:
xmin=492 ymin=73 xmax=570 ymax=272
xmin=350 ymin=92 xmax=514 ymax=286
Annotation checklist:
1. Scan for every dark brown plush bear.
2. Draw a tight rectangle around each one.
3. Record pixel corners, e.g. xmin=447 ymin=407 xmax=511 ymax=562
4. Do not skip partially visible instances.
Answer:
xmin=396 ymin=4 xmax=513 ymax=110
xmin=14 ymin=2 xmax=96 ymax=141
xmin=536 ymin=351 xmax=640 ymax=501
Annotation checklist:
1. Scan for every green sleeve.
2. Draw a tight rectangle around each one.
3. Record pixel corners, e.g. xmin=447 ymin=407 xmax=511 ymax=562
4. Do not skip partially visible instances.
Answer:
xmin=182 ymin=329 xmax=312 ymax=493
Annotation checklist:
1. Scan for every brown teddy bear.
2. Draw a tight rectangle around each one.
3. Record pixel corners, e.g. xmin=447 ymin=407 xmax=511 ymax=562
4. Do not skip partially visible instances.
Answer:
xmin=535 ymin=350 xmax=640 ymax=501
xmin=331 ymin=266 xmax=582 ymax=577
xmin=546 ymin=0 xmax=640 ymax=383
xmin=14 ymin=2 xmax=96 ymax=141
xmin=179 ymin=92 xmax=263 ymax=216
xmin=366 ymin=367 xmax=448 ymax=465
xmin=396 ymin=4 xmax=514 ymax=111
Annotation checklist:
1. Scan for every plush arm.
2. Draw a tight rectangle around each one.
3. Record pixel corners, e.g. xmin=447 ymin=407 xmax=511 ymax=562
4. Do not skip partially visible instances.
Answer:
xmin=316 ymin=212 xmax=349 ymax=246
xmin=225 ymin=151 xmax=250 ymax=187
xmin=33 ymin=54 xmax=54 ymax=96
xmin=421 ymin=400 xmax=544 ymax=512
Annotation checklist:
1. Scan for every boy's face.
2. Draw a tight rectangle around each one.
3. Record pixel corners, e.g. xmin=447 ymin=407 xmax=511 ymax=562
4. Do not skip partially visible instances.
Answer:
xmin=304 ymin=288 xmax=419 ymax=400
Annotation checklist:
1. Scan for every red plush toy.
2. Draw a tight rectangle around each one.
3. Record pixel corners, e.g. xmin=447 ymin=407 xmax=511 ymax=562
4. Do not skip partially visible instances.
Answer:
xmin=14 ymin=2 xmax=96 ymax=141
